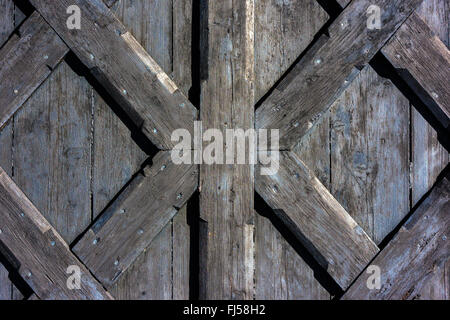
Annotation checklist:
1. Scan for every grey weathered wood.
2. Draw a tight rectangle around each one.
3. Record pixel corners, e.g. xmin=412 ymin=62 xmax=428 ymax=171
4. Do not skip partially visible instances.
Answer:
xmin=343 ymin=171 xmax=450 ymax=300
xmin=256 ymin=151 xmax=379 ymax=289
xmin=110 ymin=222 xmax=173 ymax=299
xmin=382 ymin=12 xmax=450 ymax=129
xmin=13 ymin=62 xmax=92 ymax=244
xmin=73 ymin=151 xmax=198 ymax=288
xmin=0 ymin=167 xmax=112 ymax=300
xmin=0 ymin=0 xmax=14 ymax=47
xmin=255 ymin=0 xmax=328 ymax=101
xmin=411 ymin=0 xmax=449 ymax=207
xmin=256 ymin=0 xmax=423 ymax=150
xmin=255 ymin=0 xmax=330 ymax=299
xmin=29 ymin=0 xmax=197 ymax=150
xmin=0 ymin=11 xmax=68 ymax=130
xmin=412 ymin=108 xmax=449 ymax=205
xmin=255 ymin=213 xmax=329 ymax=300
xmin=92 ymin=89 xmax=147 ymax=218
xmin=416 ymin=0 xmax=449 ymax=47
xmin=199 ymin=0 xmax=255 ymax=299
xmin=329 ymin=67 xmax=410 ymax=244
xmin=104 ymin=0 xmax=191 ymax=299
xmin=173 ymin=0 xmax=193 ymax=95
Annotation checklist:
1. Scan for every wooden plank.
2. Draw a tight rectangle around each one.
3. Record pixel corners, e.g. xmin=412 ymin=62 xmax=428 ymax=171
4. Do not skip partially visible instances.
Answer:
xmin=103 ymin=0 xmax=190 ymax=299
xmin=255 ymin=213 xmax=329 ymax=299
xmin=255 ymin=0 xmax=328 ymax=101
xmin=256 ymin=0 xmax=423 ymax=150
xmin=411 ymin=0 xmax=449 ymax=206
xmin=416 ymin=0 xmax=449 ymax=47
xmin=255 ymin=151 xmax=379 ymax=289
xmin=92 ymin=89 xmax=147 ymax=218
xmin=382 ymin=12 xmax=450 ymax=129
xmin=412 ymin=108 xmax=449 ymax=205
xmin=0 ymin=11 xmax=68 ymax=130
xmin=172 ymin=0 xmax=192 ymax=300
xmin=0 ymin=0 xmax=14 ymax=46
xmin=329 ymin=67 xmax=410 ymax=244
xmin=13 ymin=62 xmax=92 ymax=244
xmin=343 ymin=171 xmax=450 ymax=300
xmin=110 ymin=223 xmax=173 ymax=299
xmin=0 ymin=167 xmax=112 ymax=300
xmin=198 ymin=0 xmax=255 ymax=299
xmin=29 ymin=0 xmax=197 ymax=150
xmin=254 ymin=0 xmax=330 ymax=299
xmin=73 ymin=151 xmax=198 ymax=288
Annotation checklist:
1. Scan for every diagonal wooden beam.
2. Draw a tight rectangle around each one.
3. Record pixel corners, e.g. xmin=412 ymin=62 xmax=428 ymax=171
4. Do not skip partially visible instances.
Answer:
xmin=256 ymin=0 xmax=423 ymax=150
xmin=343 ymin=169 xmax=449 ymax=299
xmin=0 ymin=11 xmax=68 ymax=129
xmin=256 ymin=152 xmax=379 ymax=289
xmin=382 ymin=12 xmax=450 ymax=130
xmin=0 ymin=166 xmax=112 ymax=300
xmin=73 ymin=151 xmax=198 ymax=288
xmin=198 ymin=0 xmax=256 ymax=299
xmin=28 ymin=0 xmax=197 ymax=150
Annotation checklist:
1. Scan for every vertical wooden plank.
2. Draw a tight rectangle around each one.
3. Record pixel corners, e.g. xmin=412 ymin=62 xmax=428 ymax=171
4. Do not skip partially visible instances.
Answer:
xmin=0 ymin=0 xmax=14 ymax=46
xmin=92 ymin=90 xmax=147 ymax=217
xmin=172 ymin=0 xmax=192 ymax=300
xmin=199 ymin=0 xmax=255 ymax=299
xmin=255 ymin=0 xmax=329 ymax=101
xmin=411 ymin=0 xmax=449 ymax=206
xmin=13 ymin=62 xmax=92 ymax=244
xmin=410 ymin=0 xmax=449 ymax=297
xmin=110 ymin=224 xmax=173 ymax=299
xmin=107 ymin=0 xmax=191 ymax=299
xmin=330 ymin=67 xmax=410 ymax=244
xmin=255 ymin=214 xmax=329 ymax=300
xmin=254 ymin=0 xmax=329 ymax=300
xmin=0 ymin=1 xmax=20 ymax=299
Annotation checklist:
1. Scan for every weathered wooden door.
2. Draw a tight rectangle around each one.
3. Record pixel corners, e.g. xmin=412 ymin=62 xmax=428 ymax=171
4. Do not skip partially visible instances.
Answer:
xmin=0 ymin=0 xmax=448 ymax=300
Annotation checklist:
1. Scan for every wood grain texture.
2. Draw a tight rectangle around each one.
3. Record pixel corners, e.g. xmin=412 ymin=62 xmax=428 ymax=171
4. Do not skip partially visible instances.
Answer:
xmin=29 ymin=0 xmax=197 ymax=150
xmin=106 ymin=0 xmax=191 ymax=299
xmin=0 ymin=0 xmax=14 ymax=46
xmin=255 ymin=0 xmax=330 ymax=299
xmin=256 ymin=0 xmax=423 ymax=150
xmin=256 ymin=151 xmax=379 ymax=289
xmin=73 ymin=151 xmax=198 ymax=288
xmin=199 ymin=0 xmax=255 ymax=299
xmin=416 ymin=0 xmax=449 ymax=47
xmin=0 ymin=11 xmax=68 ymax=130
xmin=382 ymin=12 xmax=450 ymax=129
xmin=0 ymin=167 xmax=112 ymax=300
xmin=255 ymin=213 xmax=329 ymax=300
xmin=329 ymin=67 xmax=410 ymax=244
xmin=110 ymin=223 xmax=173 ymax=300
xmin=13 ymin=62 xmax=92 ymax=244
xmin=411 ymin=0 xmax=449 ymax=207
xmin=255 ymin=0 xmax=328 ymax=101
xmin=343 ymin=171 xmax=450 ymax=300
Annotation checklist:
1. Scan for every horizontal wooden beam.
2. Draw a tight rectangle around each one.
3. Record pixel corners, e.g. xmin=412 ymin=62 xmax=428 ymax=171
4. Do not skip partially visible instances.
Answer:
xmin=0 ymin=11 xmax=68 ymax=129
xmin=343 ymin=169 xmax=449 ymax=299
xmin=255 ymin=152 xmax=379 ymax=289
xmin=28 ymin=0 xmax=197 ymax=150
xmin=73 ymin=151 xmax=198 ymax=288
xmin=382 ymin=12 xmax=450 ymax=130
xmin=256 ymin=0 xmax=423 ymax=150
xmin=0 ymin=166 xmax=112 ymax=300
